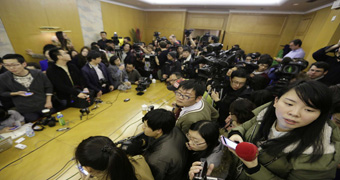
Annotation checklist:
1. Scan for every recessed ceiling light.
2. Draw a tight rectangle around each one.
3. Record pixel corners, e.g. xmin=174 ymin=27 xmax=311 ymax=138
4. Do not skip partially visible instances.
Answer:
xmin=139 ymin=0 xmax=287 ymax=6
xmin=293 ymin=3 xmax=299 ymax=6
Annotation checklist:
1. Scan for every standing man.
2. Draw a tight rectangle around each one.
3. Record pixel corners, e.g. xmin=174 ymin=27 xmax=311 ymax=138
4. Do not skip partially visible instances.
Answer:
xmin=312 ymin=40 xmax=340 ymax=85
xmin=0 ymin=54 xmax=54 ymax=122
xmin=97 ymin=31 xmax=108 ymax=50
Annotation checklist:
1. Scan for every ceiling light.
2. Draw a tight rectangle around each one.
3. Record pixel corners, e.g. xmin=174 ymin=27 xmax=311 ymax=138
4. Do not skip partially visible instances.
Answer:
xmin=139 ymin=0 xmax=287 ymax=6
xmin=293 ymin=3 xmax=299 ymax=6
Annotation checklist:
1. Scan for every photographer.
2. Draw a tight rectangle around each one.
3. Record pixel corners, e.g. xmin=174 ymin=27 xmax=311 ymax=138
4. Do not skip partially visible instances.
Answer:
xmin=142 ymin=109 xmax=188 ymax=180
xmin=155 ymin=41 xmax=169 ymax=79
xmin=211 ymin=69 xmax=252 ymax=127
xmin=81 ymin=51 xmax=114 ymax=98
xmin=161 ymin=51 xmax=181 ymax=80
xmin=180 ymin=47 xmax=197 ymax=79
xmin=312 ymin=39 xmax=340 ymax=85
xmin=184 ymin=33 xmax=196 ymax=49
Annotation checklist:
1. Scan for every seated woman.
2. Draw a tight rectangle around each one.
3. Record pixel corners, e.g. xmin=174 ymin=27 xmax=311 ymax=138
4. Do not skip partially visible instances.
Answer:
xmin=107 ymin=56 xmax=131 ymax=90
xmin=186 ymin=120 xmax=231 ymax=179
xmin=75 ymin=136 xmax=153 ymax=180
xmin=0 ymin=106 xmax=25 ymax=134
xmin=224 ymin=98 xmax=256 ymax=131
xmin=189 ymin=80 xmax=340 ymax=180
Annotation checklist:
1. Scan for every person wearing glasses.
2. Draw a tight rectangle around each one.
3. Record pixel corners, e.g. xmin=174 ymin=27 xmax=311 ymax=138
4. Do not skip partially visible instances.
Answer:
xmin=142 ymin=109 xmax=188 ymax=180
xmin=175 ymin=79 xmax=219 ymax=134
xmin=186 ymin=120 xmax=231 ymax=179
xmin=0 ymin=54 xmax=54 ymax=122
xmin=211 ymin=69 xmax=252 ymax=127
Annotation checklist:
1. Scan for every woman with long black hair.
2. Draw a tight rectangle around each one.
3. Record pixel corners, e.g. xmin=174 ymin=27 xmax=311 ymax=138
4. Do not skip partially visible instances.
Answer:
xmin=189 ymin=80 xmax=340 ymax=179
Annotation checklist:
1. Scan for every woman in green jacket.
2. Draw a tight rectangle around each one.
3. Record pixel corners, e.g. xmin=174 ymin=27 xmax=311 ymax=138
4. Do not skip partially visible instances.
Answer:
xmin=189 ymin=80 xmax=340 ymax=180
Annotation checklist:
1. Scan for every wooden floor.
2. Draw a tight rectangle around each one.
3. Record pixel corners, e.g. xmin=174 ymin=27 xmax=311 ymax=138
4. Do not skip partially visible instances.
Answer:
xmin=0 ymin=81 xmax=175 ymax=180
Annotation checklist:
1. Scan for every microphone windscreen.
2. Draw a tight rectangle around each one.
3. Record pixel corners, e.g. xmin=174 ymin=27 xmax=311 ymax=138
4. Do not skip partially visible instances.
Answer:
xmin=235 ymin=142 xmax=258 ymax=161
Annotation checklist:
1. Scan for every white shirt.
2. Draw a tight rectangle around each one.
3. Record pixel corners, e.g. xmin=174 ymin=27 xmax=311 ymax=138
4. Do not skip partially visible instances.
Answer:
xmin=90 ymin=64 xmax=105 ymax=80
xmin=179 ymin=100 xmax=203 ymax=118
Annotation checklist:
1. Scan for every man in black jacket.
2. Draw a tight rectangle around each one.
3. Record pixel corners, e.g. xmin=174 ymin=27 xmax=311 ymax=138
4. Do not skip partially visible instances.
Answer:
xmin=47 ymin=48 xmax=89 ymax=108
xmin=142 ymin=109 xmax=188 ymax=180
xmin=0 ymin=54 xmax=54 ymax=122
xmin=162 ymin=51 xmax=181 ymax=81
xmin=312 ymin=40 xmax=340 ymax=86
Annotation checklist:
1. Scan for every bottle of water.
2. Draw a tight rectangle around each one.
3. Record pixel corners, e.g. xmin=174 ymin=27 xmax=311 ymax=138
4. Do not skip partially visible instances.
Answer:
xmin=26 ymin=124 xmax=35 ymax=137
xmin=57 ymin=112 xmax=65 ymax=126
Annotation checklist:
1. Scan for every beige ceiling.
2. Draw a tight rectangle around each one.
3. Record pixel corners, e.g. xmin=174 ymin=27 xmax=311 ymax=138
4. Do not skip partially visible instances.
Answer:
xmin=106 ymin=0 xmax=335 ymax=13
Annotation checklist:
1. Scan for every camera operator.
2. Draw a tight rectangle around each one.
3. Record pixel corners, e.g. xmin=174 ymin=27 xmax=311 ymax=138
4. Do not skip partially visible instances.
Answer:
xmin=184 ymin=34 xmax=196 ymax=49
xmin=306 ymin=62 xmax=329 ymax=85
xmin=142 ymin=109 xmax=188 ymax=180
xmin=161 ymin=51 xmax=181 ymax=81
xmin=211 ymin=69 xmax=252 ymax=127
xmin=155 ymin=41 xmax=169 ymax=79
xmin=312 ymin=39 xmax=340 ymax=85
xmin=97 ymin=31 xmax=108 ymax=50
xmin=169 ymin=34 xmax=181 ymax=46
xmin=180 ymin=47 xmax=197 ymax=79
xmin=122 ymin=43 xmax=134 ymax=65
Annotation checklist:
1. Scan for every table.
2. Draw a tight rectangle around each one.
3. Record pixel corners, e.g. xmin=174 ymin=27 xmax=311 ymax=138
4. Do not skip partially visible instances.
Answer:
xmin=0 ymin=82 xmax=175 ymax=180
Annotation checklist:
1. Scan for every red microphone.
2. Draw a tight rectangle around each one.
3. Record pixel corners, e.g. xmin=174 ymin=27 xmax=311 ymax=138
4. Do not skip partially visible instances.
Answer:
xmin=235 ymin=142 xmax=258 ymax=161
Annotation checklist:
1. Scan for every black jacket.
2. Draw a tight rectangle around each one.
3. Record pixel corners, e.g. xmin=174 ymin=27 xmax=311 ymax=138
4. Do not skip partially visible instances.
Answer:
xmin=46 ymin=62 xmax=87 ymax=101
xmin=144 ymin=127 xmax=188 ymax=180
xmin=162 ymin=60 xmax=182 ymax=77
xmin=81 ymin=62 xmax=114 ymax=93
xmin=313 ymin=45 xmax=340 ymax=86
xmin=0 ymin=69 xmax=53 ymax=113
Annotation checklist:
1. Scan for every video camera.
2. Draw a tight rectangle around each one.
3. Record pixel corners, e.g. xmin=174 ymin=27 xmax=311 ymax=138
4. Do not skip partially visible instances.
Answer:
xmin=136 ymin=77 xmax=151 ymax=95
xmin=269 ymin=57 xmax=309 ymax=95
xmin=132 ymin=43 xmax=144 ymax=60
xmin=154 ymin=32 xmax=161 ymax=40
xmin=41 ymin=109 xmax=57 ymax=127
xmin=184 ymin=29 xmax=194 ymax=37
xmin=115 ymin=132 xmax=148 ymax=156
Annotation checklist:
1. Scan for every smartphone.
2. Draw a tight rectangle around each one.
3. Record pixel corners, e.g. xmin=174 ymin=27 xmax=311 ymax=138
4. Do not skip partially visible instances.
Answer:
xmin=220 ymin=135 xmax=238 ymax=150
xmin=10 ymin=126 xmax=19 ymax=130
xmin=25 ymin=92 xmax=33 ymax=96
xmin=77 ymin=164 xmax=89 ymax=176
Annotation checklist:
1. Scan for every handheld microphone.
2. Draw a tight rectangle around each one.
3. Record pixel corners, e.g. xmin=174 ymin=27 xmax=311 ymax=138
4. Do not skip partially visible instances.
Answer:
xmin=235 ymin=142 xmax=258 ymax=161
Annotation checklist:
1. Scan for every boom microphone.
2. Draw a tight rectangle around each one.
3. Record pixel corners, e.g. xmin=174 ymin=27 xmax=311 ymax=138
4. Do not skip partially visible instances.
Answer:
xmin=235 ymin=142 xmax=258 ymax=161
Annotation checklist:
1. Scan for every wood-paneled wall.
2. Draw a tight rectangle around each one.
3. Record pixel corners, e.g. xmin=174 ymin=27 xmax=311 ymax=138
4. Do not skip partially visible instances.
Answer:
xmin=0 ymin=0 xmax=84 ymax=62
xmin=101 ymin=2 xmax=146 ymax=43
xmin=144 ymin=11 xmax=187 ymax=44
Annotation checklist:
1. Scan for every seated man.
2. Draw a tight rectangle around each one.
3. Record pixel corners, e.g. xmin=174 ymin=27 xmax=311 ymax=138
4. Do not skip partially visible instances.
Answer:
xmin=125 ymin=63 xmax=141 ymax=84
xmin=306 ymin=61 xmax=329 ymax=85
xmin=81 ymin=50 xmax=114 ymax=98
xmin=162 ymin=51 xmax=181 ymax=81
xmin=142 ymin=109 xmax=187 ymax=180
xmin=47 ymin=48 xmax=90 ymax=108
xmin=0 ymin=54 xmax=54 ymax=122
xmin=175 ymin=79 xmax=219 ymax=134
